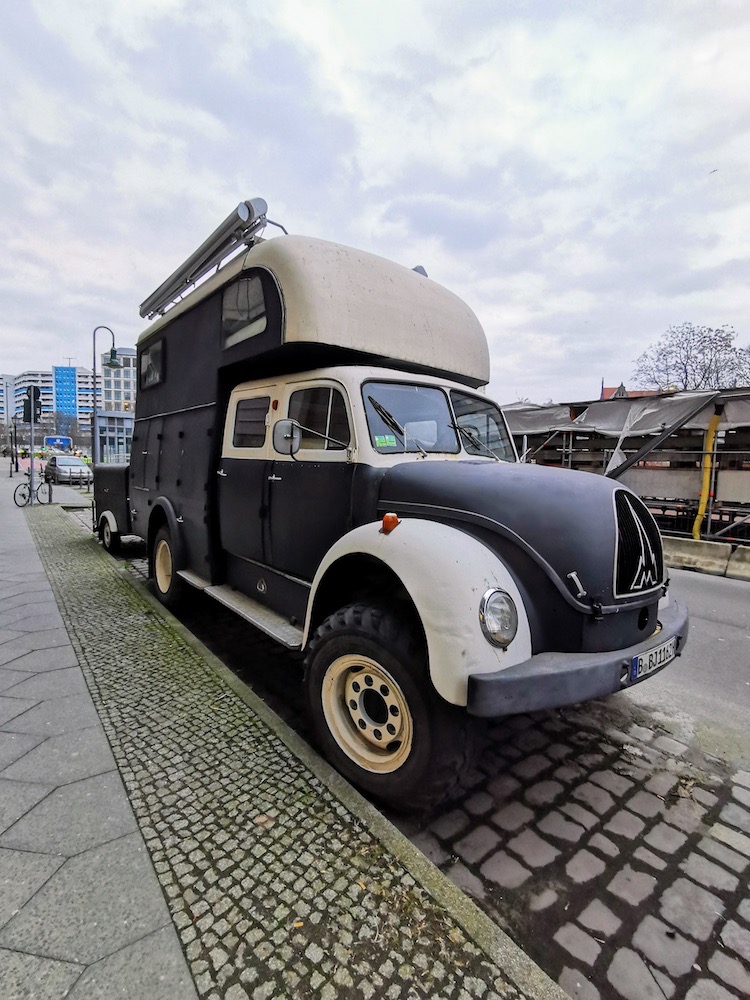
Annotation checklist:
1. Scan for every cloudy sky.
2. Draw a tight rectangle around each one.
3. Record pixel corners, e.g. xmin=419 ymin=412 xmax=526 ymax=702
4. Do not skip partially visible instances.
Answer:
xmin=1 ymin=0 xmax=749 ymax=404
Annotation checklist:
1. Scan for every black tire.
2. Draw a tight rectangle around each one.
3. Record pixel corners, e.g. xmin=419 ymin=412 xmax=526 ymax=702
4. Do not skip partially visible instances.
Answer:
xmin=36 ymin=483 xmax=51 ymax=504
xmin=100 ymin=520 xmax=121 ymax=554
xmin=304 ymin=603 xmax=477 ymax=812
xmin=151 ymin=526 xmax=185 ymax=608
xmin=13 ymin=483 xmax=30 ymax=507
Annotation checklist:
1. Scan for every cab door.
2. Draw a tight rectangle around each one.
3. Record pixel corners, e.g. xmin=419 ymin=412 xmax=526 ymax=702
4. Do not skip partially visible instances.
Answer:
xmin=217 ymin=388 xmax=275 ymax=564
xmin=268 ymin=382 xmax=355 ymax=580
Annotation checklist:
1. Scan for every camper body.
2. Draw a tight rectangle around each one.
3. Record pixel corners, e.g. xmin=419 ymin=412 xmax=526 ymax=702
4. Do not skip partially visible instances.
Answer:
xmin=95 ymin=206 xmax=688 ymax=809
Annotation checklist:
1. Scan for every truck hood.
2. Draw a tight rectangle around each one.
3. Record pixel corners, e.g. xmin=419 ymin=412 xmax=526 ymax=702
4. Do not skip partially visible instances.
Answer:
xmin=377 ymin=460 xmax=664 ymax=612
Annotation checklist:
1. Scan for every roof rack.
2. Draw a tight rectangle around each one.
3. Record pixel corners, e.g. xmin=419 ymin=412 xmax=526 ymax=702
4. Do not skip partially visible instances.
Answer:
xmin=139 ymin=198 xmax=270 ymax=319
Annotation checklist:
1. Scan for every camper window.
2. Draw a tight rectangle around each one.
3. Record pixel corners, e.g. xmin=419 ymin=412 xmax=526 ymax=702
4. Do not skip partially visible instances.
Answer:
xmin=223 ymin=276 xmax=267 ymax=349
xmin=140 ymin=341 xmax=164 ymax=389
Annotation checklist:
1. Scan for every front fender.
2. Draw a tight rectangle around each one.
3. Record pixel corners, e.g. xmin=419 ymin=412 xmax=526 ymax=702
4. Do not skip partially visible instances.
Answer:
xmin=305 ymin=519 xmax=532 ymax=706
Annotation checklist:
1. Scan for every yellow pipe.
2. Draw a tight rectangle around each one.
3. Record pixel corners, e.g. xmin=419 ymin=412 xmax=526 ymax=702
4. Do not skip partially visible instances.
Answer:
xmin=692 ymin=412 xmax=721 ymax=540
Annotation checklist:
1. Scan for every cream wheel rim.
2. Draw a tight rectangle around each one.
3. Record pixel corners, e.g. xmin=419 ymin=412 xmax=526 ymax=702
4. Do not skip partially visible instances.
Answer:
xmin=321 ymin=654 xmax=413 ymax=773
xmin=154 ymin=539 xmax=173 ymax=593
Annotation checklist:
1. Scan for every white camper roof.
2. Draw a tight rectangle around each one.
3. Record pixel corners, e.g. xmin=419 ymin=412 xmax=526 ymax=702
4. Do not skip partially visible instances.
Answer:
xmin=138 ymin=235 xmax=490 ymax=387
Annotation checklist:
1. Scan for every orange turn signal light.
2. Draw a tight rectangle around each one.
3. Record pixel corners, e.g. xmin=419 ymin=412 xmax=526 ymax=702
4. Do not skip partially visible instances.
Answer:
xmin=381 ymin=513 xmax=400 ymax=535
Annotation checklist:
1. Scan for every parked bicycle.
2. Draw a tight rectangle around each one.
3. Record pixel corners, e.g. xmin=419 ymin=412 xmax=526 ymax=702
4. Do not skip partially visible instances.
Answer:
xmin=13 ymin=480 xmax=51 ymax=507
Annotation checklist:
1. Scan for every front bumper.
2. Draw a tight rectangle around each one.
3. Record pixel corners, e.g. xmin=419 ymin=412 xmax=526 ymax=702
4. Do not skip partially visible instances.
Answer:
xmin=467 ymin=597 xmax=689 ymax=718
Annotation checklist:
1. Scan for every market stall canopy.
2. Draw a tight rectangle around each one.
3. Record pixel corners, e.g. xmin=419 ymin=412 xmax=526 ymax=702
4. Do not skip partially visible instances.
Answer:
xmin=504 ymin=388 xmax=750 ymax=438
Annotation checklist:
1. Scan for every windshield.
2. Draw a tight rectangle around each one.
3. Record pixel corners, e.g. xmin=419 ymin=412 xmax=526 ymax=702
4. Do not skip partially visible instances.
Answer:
xmin=450 ymin=391 xmax=516 ymax=461
xmin=58 ymin=458 xmax=86 ymax=467
xmin=363 ymin=382 xmax=460 ymax=454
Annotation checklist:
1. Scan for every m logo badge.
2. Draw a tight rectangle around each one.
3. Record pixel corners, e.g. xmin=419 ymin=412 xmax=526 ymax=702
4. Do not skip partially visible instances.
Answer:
xmin=614 ymin=491 xmax=663 ymax=597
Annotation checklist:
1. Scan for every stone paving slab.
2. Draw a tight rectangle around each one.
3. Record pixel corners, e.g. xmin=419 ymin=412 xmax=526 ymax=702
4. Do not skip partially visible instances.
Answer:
xmin=0 ymin=846 xmax=64 ymax=928
xmin=0 ymin=833 xmax=173 ymax=965
xmin=0 ymin=481 xmax=199 ymax=1000
xmin=24 ymin=498 xmax=565 ymax=998
xmin=0 ymin=770 xmax=138 ymax=855
xmin=65 ymin=924 xmax=199 ymax=1000
xmin=0 ymin=777 xmax=53 ymax=834
xmin=2 ymin=692 xmax=101 ymax=736
xmin=0 ymin=948 xmax=83 ymax=1000
xmin=1 ymin=725 xmax=117 ymax=785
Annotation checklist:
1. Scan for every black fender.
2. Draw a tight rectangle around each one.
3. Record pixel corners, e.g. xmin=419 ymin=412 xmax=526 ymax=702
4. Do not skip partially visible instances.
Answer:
xmin=147 ymin=498 xmax=186 ymax=576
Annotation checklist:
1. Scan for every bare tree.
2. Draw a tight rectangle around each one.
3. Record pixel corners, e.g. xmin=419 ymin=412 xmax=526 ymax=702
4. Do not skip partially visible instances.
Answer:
xmin=632 ymin=324 xmax=750 ymax=391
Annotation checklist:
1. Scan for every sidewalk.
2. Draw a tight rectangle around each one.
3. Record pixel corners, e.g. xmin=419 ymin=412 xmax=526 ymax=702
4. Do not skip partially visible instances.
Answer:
xmin=0 ymin=471 xmax=565 ymax=999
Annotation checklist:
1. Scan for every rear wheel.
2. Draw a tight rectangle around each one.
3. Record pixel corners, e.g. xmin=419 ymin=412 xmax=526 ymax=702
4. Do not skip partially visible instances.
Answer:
xmin=304 ymin=603 xmax=477 ymax=812
xmin=100 ymin=519 xmax=121 ymax=554
xmin=152 ymin=526 xmax=184 ymax=608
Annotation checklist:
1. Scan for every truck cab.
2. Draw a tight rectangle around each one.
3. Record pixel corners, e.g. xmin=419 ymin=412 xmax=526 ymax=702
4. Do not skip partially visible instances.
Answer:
xmin=94 ymin=200 xmax=689 ymax=810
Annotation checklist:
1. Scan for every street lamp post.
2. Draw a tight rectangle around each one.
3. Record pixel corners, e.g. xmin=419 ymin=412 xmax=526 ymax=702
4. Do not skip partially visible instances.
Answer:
xmin=11 ymin=415 xmax=18 ymax=475
xmin=91 ymin=326 xmax=121 ymax=465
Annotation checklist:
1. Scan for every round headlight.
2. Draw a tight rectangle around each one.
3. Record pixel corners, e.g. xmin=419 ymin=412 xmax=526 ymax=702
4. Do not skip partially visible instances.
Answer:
xmin=479 ymin=589 xmax=518 ymax=648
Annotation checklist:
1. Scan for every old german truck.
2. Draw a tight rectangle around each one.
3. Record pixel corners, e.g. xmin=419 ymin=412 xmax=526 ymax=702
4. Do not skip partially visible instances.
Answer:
xmin=94 ymin=199 xmax=689 ymax=810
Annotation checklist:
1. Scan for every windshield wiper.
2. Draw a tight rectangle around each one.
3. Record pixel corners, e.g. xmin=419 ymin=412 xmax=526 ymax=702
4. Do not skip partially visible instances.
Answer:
xmin=367 ymin=396 xmax=427 ymax=457
xmin=450 ymin=421 xmax=500 ymax=461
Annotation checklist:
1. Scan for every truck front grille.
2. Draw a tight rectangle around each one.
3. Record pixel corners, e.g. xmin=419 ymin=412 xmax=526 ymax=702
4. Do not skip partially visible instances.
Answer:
xmin=614 ymin=490 xmax=664 ymax=597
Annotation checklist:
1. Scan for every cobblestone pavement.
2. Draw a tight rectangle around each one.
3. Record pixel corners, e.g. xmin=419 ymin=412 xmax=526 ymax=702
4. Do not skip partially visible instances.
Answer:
xmin=31 ymin=504 xmax=563 ymax=1000
xmin=66 ymin=508 xmax=750 ymax=1000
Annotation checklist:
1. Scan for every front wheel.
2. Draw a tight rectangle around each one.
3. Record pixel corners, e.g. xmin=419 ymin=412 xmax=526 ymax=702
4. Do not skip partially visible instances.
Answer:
xmin=13 ymin=483 xmax=31 ymax=507
xmin=36 ymin=483 xmax=51 ymax=504
xmin=151 ymin=526 xmax=185 ymax=608
xmin=304 ymin=603 xmax=477 ymax=812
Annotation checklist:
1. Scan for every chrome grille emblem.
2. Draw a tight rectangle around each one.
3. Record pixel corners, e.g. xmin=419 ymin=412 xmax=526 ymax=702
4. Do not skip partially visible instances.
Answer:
xmin=628 ymin=498 xmax=660 ymax=590
xmin=614 ymin=490 xmax=663 ymax=597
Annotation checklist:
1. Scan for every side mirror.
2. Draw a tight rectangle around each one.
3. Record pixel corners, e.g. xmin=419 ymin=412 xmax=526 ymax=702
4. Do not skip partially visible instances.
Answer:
xmin=272 ymin=419 xmax=302 ymax=456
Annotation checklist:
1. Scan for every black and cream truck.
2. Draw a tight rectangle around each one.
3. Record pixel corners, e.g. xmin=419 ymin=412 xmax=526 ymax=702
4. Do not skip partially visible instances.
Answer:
xmin=95 ymin=199 xmax=689 ymax=810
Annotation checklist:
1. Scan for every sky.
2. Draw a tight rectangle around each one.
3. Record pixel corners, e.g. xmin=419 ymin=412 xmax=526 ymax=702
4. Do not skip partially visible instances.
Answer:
xmin=1 ymin=0 xmax=749 ymax=405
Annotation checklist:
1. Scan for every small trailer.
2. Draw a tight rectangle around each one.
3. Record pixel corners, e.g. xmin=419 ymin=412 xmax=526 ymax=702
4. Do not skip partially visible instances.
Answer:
xmin=95 ymin=200 xmax=689 ymax=810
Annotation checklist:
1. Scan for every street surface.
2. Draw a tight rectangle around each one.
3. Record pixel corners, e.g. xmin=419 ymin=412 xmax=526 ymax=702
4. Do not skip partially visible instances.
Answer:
xmin=625 ymin=570 xmax=750 ymax=766
xmin=87 ymin=516 xmax=750 ymax=1000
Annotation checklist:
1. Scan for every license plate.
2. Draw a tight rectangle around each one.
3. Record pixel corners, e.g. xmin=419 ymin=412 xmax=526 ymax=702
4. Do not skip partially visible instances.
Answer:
xmin=631 ymin=636 xmax=677 ymax=682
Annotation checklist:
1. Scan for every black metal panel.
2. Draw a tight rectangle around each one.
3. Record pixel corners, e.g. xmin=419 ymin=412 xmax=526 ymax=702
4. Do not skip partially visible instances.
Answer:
xmin=377 ymin=460 xmax=665 ymax=655
xmin=218 ymin=457 xmax=270 ymax=564
xmin=225 ymin=555 xmax=309 ymax=625
xmin=379 ymin=461 xmax=627 ymax=607
xmin=268 ymin=461 xmax=355 ymax=579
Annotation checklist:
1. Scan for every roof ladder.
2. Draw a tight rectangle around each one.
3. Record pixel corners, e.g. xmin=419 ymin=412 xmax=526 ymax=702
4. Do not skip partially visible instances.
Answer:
xmin=139 ymin=198 xmax=270 ymax=319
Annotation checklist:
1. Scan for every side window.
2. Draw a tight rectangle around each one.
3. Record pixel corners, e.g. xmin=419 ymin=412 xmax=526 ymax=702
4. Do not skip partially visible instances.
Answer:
xmin=450 ymin=391 xmax=515 ymax=462
xmin=140 ymin=341 xmax=164 ymax=388
xmin=222 ymin=276 xmax=267 ymax=349
xmin=288 ymin=387 xmax=350 ymax=451
xmin=233 ymin=396 xmax=270 ymax=448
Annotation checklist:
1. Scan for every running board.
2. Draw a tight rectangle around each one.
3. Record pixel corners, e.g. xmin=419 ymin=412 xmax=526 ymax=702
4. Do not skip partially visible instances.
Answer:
xmin=177 ymin=572 xmax=303 ymax=649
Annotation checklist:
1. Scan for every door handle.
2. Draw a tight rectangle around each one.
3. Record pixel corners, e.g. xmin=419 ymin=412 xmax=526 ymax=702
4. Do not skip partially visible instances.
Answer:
xmin=217 ymin=469 xmax=228 ymax=477
xmin=268 ymin=474 xmax=282 ymax=482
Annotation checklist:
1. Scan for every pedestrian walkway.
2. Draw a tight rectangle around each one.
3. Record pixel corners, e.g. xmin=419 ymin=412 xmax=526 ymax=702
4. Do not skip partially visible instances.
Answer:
xmin=0 ymin=471 xmax=564 ymax=999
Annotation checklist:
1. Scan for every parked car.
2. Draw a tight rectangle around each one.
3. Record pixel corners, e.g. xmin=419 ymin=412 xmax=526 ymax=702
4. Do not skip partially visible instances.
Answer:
xmin=44 ymin=456 xmax=93 ymax=485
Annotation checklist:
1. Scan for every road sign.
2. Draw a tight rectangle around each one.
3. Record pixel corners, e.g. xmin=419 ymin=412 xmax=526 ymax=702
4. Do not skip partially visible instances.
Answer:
xmin=44 ymin=436 xmax=73 ymax=450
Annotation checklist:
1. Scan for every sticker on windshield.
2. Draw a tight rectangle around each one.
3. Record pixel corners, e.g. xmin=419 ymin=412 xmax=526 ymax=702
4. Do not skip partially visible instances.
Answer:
xmin=375 ymin=434 xmax=397 ymax=448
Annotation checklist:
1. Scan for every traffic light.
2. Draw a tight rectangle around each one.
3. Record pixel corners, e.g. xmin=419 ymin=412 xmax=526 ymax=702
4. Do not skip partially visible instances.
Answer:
xmin=23 ymin=387 xmax=42 ymax=422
